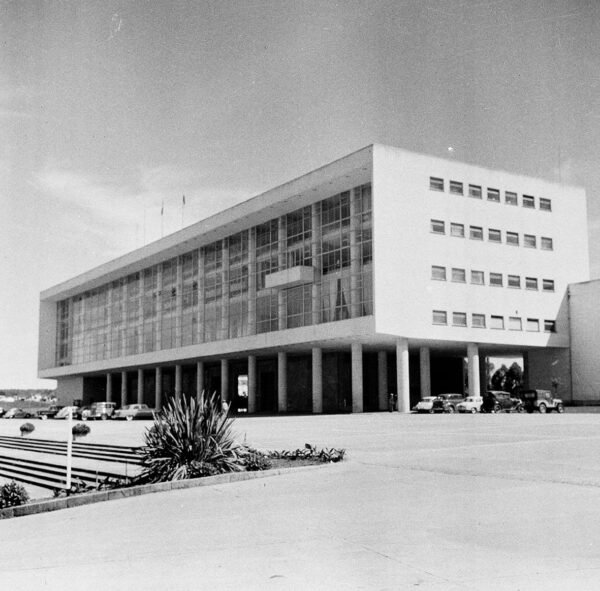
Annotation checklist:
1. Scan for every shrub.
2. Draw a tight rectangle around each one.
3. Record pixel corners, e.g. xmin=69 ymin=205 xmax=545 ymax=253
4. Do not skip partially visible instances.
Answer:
xmin=242 ymin=449 xmax=272 ymax=471
xmin=268 ymin=443 xmax=346 ymax=463
xmin=72 ymin=423 xmax=90 ymax=437
xmin=0 ymin=481 xmax=29 ymax=508
xmin=138 ymin=392 xmax=242 ymax=483
xmin=19 ymin=422 xmax=35 ymax=436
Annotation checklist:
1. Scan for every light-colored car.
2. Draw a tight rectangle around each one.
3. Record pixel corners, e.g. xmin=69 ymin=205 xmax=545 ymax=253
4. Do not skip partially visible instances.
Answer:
xmin=113 ymin=404 xmax=156 ymax=421
xmin=457 ymin=396 xmax=483 ymax=413
xmin=55 ymin=406 xmax=79 ymax=419
xmin=89 ymin=401 xmax=117 ymax=420
xmin=412 ymin=397 xmax=438 ymax=413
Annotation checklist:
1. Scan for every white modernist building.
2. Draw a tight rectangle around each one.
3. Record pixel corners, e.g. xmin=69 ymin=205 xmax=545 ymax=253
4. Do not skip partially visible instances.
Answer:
xmin=38 ymin=145 xmax=589 ymax=412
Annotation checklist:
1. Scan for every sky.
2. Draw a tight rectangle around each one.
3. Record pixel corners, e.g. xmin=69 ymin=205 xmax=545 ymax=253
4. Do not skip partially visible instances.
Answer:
xmin=1 ymin=0 xmax=599 ymax=389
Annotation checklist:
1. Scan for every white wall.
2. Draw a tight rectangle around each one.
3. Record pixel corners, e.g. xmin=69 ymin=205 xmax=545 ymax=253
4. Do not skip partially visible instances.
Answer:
xmin=55 ymin=376 xmax=84 ymax=406
xmin=38 ymin=300 xmax=57 ymax=371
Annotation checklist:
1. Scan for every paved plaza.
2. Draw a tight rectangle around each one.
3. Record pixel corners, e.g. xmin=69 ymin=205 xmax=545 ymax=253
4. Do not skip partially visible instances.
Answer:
xmin=2 ymin=412 xmax=600 ymax=590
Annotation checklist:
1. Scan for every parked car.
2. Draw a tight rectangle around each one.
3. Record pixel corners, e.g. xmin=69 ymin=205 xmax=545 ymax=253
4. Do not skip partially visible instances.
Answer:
xmin=0 ymin=407 xmax=5 ymax=418
xmin=456 ymin=396 xmax=484 ymax=413
xmin=432 ymin=393 xmax=465 ymax=413
xmin=89 ymin=401 xmax=117 ymax=420
xmin=481 ymin=391 xmax=524 ymax=413
xmin=112 ymin=404 xmax=156 ymax=421
xmin=54 ymin=406 xmax=79 ymax=419
xmin=520 ymin=389 xmax=564 ymax=414
xmin=37 ymin=405 xmax=65 ymax=420
xmin=4 ymin=408 xmax=37 ymax=419
xmin=412 ymin=397 xmax=438 ymax=413
xmin=75 ymin=406 xmax=92 ymax=420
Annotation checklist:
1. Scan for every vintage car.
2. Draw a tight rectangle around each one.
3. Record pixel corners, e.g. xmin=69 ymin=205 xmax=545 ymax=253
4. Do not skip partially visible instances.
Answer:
xmin=412 ymin=397 xmax=438 ymax=413
xmin=54 ymin=406 xmax=80 ymax=419
xmin=431 ymin=393 xmax=465 ymax=413
xmin=3 ymin=408 xmax=37 ymax=419
xmin=456 ymin=396 xmax=484 ymax=413
xmin=520 ymin=389 xmax=564 ymax=413
xmin=112 ymin=404 xmax=156 ymax=421
xmin=481 ymin=391 xmax=524 ymax=413
xmin=37 ymin=405 xmax=65 ymax=420
xmin=89 ymin=401 xmax=117 ymax=420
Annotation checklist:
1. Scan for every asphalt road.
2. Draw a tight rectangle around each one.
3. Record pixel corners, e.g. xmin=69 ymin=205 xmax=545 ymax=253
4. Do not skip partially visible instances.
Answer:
xmin=1 ymin=412 xmax=600 ymax=590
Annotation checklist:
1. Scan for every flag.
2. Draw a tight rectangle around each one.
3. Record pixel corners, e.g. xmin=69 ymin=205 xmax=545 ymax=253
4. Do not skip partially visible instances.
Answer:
xmin=161 ymin=200 xmax=164 ymax=216
xmin=182 ymin=194 xmax=186 ymax=205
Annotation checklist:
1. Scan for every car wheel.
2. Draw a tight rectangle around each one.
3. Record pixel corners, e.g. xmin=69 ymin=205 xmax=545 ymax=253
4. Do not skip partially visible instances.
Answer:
xmin=538 ymin=403 xmax=547 ymax=414
xmin=126 ymin=415 xmax=133 ymax=421
xmin=493 ymin=403 xmax=501 ymax=413
xmin=470 ymin=407 xmax=477 ymax=414
xmin=101 ymin=414 xmax=108 ymax=420
xmin=82 ymin=416 xmax=88 ymax=421
xmin=557 ymin=403 xmax=564 ymax=413
xmin=516 ymin=405 xmax=525 ymax=413
xmin=40 ymin=415 xmax=48 ymax=421
xmin=446 ymin=406 xmax=455 ymax=414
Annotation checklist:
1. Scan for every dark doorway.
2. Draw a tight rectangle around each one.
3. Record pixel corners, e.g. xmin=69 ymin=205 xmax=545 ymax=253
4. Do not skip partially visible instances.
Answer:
xmin=257 ymin=358 xmax=277 ymax=413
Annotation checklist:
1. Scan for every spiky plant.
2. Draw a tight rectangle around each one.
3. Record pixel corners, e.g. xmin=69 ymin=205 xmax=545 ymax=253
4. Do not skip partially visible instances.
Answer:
xmin=138 ymin=392 xmax=242 ymax=483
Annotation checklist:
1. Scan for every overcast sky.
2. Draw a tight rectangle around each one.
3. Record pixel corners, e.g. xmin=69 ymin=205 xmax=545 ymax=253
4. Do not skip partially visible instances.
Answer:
xmin=1 ymin=0 xmax=599 ymax=389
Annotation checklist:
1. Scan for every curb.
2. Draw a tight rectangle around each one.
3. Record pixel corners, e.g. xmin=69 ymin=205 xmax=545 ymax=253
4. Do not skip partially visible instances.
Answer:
xmin=0 ymin=463 xmax=335 ymax=520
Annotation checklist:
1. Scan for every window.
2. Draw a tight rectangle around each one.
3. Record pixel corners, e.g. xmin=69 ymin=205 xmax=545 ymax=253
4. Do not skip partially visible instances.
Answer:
xmin=433 ymin=310 xmax=447 ymax=325
xmin=431 ymin=265 xmax=446 ymax=281
xmin=522 ymin=195 xmax=535 ymax=208
xmin=527 ymin=318 xmax=540 ymax=332
xmin=525 ymin=277 xmax=538 ymax=290
xmin=487 ymin=188 xmax=500 ymax=202
xmin=509 ymin=316 xmax=522 ymax=331
xmin=524 ymin=234 xmax=536 ymax=248
xmin=489 ymin=273 xmax=503 ymax=287
xmin=450 ymin=223 xmax=465 ymax=237
xmin=488 ymin=228 xmax=501 ymax=243
xmin=431 ymin=219 xmax=445 ymax=234
xmin=508 ymin=275 xmax=521 ymax=288
xmin=544 ymin=320 xmax=556 ymax=333
xmin=468 ymin=184 xmax=482 ymax=199
xmin=449 ymin=181 xmax=463 ymax=195
xmin=472 ymin=313 xmax=486 ymax=328
xmin=471 ymin=270 xmax=485 ymax=285
xmin=506 ymin=232 xmax=519 ymax=246
xmin=469 ymin=226 xmax=483 ymax=240
xmin=430 ymin=177 xmax=444 ymax=191
xmin=490 ymin=315 xmax=504 ymax=329
xmin=505 ymin=191 xmax=518 ymax=205
xmin=453 ymin=312 xmax=467 ymax=327
xmin=541 ymin=237 xmax=553 ymax=251
xmin=542 ymin=279 xmax=555 ymax=292
xmin=451 ymin=268 xmax=466 ymax=283
xmin=540 ymin=198 xmax=552 ymax=211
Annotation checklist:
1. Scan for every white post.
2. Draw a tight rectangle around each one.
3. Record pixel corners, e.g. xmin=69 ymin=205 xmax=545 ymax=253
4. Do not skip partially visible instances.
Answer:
xmin=66 ymin=407 xmax=73 ymax=490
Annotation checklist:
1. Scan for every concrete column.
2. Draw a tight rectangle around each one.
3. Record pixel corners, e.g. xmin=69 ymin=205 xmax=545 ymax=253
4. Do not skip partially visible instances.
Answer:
xmin=121 ymin=371 xmax=127 ymax=407
xmin=156 ymin=265 xmax=163 ymax=350
xmin=248 ymin=355 xmax=257 ymax=414
xmin=247 ymin=228 xmax=257 ymax=336
xmin=196 ymin=361 xmax=204 ymax=400
xmin=278 ymin=351 xmax=287 ymax=412
xmin=155 ymin=367 xmax=162 ymax=410
xmin=137 ymin=369 xmax=144 ymax=404
xmin=221 ymin=358 xmax=229 ymax=402
xmin=311 ymin=202 xmax=322 ymax=325
xmin=220 ymin=240 xmax=230 ymax=340
xmin=106 ymin=373 xmax=113 ymax=403
xmin=175 ymin=257 xmax=183 ymax=346
xmin=278 ymin=217 xmax=286 ymax=330
xmin=351 ymin=342 xmax=363 ymax=413
xmin=197 ymin=248 xmax=205 ymax=343
xmin=175 ymin=364 xmax=182 ymax=397
xmin=467 ymin=343 xmax=481 ymax=398
xmin=377 ymin=351 xmax=388 ymax=411
xmin=312 ymin=347 xmax=323 ymax=413
xmin=396 ymin=338 xmax=410 ymax=413
xmin=350 ymin=187 xmax=361 ymax=318
xmin=419 ymin=346 xmax=431 ymax=399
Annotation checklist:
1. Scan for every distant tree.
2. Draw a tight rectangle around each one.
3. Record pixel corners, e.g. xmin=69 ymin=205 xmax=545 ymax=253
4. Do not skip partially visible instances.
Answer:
xmin=491 ymin=363 xmax=523 ymax=394
xmin=485 ymin=360 xmax=495 ymax=389
xmin=491 ymin=364 xmax=508 ymax=391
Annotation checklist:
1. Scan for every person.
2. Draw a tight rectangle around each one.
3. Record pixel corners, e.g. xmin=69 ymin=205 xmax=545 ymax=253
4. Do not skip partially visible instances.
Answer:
xmin=388 ymin=392 xmax=395 ymax=412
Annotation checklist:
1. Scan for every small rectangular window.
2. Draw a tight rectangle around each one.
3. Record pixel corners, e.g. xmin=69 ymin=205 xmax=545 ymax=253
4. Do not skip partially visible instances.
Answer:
xmin=430 ymin=177 xmax=444 ymax=191
xmin=489 ymin=273 xmax=503 ymax=287
xmin=542 ymin=279 xmax=555 ymax=292
xmin=490 ymin=315 xmax=504 ymax=330
xmin=505 ymin=191 xmax=518 ymax=205
xmin=541 ymin=237 xmax=553 ymax=251
xmin=450 ymin=223 xmax=465 ymax=237
xmin=508 ymin=275 xmax=521 ymax=288
xmin=524 ymin=234 xmax=536 ymax=248
xmin=487 ymin=188 xmax=500 ymax=202
xmin=523 ymin=195 xmax=535 ymax=208
xmin=525 ymin=277 xmax=538 ymax=290
xmin=509 ymin=316 xmax=522 ymax=331
xmin=451 ymin=268 xmax=466 ymax=283
xmin=468 ymin=184 xmax=482 ymax=199
xmin=452 ymin=312 xmax=467 ymax=327
xmin=469 ymin=226 xmax=483 ymax=240
xmin=488 ymin=229 xmax=501 ymax=243
xmin=544 ymin=320 xmax=556 ymax=333
xmin=431 ymin=219 xmax=445 ymax=234
xmin=431 ymin=266 xmax=446 ymax=281
xmin=472 ymin=313 xmax=486 ymax=328
xmin=449 ymin=181 xmax=463 ymax=195
xmin=540 ymin=198 xmax=552 ymax=211
xmin=506 ymin=232 xmax=519 ymax=246
xmin=471 ymin=270 xmax=485 ymax=285
xmin=527 ymin=318 xmax=540 ymax=332
xmin=433 ymin=310 xmax=447 ymax=325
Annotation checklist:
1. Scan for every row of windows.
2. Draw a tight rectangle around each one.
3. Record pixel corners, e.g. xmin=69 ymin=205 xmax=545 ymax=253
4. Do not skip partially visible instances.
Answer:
xmin=429 ymin=177 xmax=552 ymax=211
xmin=430 ymin=219 xmax=553 ymax=250
xmin=431 ymin=266 xmax=555 ymax=291
xmin=432 ymin=310 xmax=556 ymax=333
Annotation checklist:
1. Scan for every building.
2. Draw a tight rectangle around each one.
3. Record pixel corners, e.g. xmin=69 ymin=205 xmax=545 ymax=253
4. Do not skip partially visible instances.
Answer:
xmin=38 ymin=145 xmax=589 ymax=412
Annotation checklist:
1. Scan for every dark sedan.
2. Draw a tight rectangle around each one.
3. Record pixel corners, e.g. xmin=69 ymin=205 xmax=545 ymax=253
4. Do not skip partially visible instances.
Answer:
xmin=481 ymin=391 xmax=524 ymax=413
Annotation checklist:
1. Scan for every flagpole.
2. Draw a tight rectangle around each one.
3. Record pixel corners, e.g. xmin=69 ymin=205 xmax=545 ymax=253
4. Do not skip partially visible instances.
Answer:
xmin=182 ymin=194 xmax=185 ymax=229
xmin=161 ymin=200 xmax=164 ymax=238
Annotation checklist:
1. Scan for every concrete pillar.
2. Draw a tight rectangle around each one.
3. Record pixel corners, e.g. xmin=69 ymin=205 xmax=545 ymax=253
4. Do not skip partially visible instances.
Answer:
xmin=312 ymin=347 xmax=323 ymax=413
xmin=121 ymin=371 xmax=127 ymax=407
xmin=350 ymin=187 xmax=361 ymax=318
xmin=248 ymin=355 xmax=257 ymax=414
xmin=396 ymin=338 xmax=410 ymax=413
xmin=137 ymin=369 xmax=144 ymax=404
xmin=377 ymin=351 xmax=388 ymax=411
xmin=311 ymin=202 xmax=322 ymax=325
xmin=419 ymin=346 xmax=431 ymax=399
xmin=175 ymin=364 xmax=182 ymax=397
xmin=221 ymin=358 xmax=229 ymax=402
xmin=106 ymin=373 xmax=113 ymax=403
xmin=247 ymin=228 xmax=257 ymax=336
xmin=221 ymin=240 xmax=230 ymax=340
xmin=155 ymin=367 xmax=162 ymax=410
xmin=197 ymin=248 xmax=205 ymax=344
xmin=278 ymin=217 xmax=286 ymax=330
xmin=467 ymin=343 xmax=481 ymax=398
xmin=351 ymin=342 xmax=363 ymax=413
xmin=196 ymin=361 xmax=204 ymax=400
xmin=278 ymin=351 xmax=287 ymax=412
